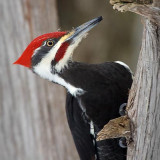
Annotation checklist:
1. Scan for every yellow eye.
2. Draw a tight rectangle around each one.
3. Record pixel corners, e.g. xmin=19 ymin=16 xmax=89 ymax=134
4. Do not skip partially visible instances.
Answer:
xmin=46 ymin=40 xmax=54 ymax=47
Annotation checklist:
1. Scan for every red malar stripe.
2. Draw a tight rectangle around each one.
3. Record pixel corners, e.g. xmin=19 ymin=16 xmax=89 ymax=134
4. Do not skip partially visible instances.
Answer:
xmin=55 ymin=42 xmax=69 ymax=62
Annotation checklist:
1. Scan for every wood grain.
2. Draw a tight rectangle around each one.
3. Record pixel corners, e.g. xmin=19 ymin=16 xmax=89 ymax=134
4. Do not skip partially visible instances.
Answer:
xmin=127 ymin=19 xmax=160 ymax=160
xmin=0 ymin=0 xmax=78 ymax=160
xmin=126 ymin=0 xmax=160 ymax=159
xmin=109 ymin=0 xmax=160 ymax=159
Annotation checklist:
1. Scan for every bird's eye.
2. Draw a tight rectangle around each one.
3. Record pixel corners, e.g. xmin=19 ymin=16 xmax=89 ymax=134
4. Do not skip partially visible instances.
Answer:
xmin=46 ymin=40 xmax=54 ymax=47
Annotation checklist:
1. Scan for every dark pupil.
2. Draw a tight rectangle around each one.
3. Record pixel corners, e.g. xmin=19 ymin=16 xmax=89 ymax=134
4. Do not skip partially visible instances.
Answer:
xmin=48 ymin=41 xmax=53 ymax=46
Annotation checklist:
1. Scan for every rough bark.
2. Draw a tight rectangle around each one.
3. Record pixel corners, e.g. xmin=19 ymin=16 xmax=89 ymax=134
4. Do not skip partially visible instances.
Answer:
xmin=109 ymin=0 xmax=160 ymax=159
xmin=0 ymin=0 xmax=78 ymax=160
xmin=110 ymin=0 xmax=160 ymax=25
xmin=97 ymin=116 xmax=131 ymax=141
xmin=127 ymin=9 xmax=160 ymax=160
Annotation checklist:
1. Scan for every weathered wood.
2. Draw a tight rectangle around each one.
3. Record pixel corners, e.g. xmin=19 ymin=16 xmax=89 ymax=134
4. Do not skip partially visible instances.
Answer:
xmin=110 ymin=0 xmax=160 ymax=159
xmin=110 ymin=0 xmax=152 ymax=4
xmin=0 ymin=0 xmax=78 ymax=160
xmin=127 ymin=18 xmax=160 ymax=160
xmin=129 ymin=6 xmax=160 ymax=26
xmin=110 ymin=0 xmax=160 ymax=25
xmin=97 ymin=116 xmax=131 ymax=141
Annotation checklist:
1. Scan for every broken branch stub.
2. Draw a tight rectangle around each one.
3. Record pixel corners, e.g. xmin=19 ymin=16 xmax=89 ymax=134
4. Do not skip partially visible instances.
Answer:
xmin=96 ymin=116 xmax=131 ymax=141
xmin=129 ymin=0 xmax=152 ymax=4
xmin=110 ymin=0 xmax=153 ymax=5
xmin=110 ymin=0 xmax=160 ymax=26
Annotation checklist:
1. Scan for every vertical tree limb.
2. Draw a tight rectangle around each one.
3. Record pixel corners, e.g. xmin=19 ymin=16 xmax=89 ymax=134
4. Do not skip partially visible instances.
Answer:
xmin=109 ymin=0 xmax=160 ymax=159
xmin=127 ymin=14 xmax=160 ymax=160
xmin=97 ymin=0 xmax=159 ymax=159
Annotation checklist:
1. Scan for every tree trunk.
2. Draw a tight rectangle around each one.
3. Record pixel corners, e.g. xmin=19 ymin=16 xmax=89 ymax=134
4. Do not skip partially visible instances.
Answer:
xmin=0 ymin=0 xmax=78 ymax=160
xmin=109 ymin=0 xmax=160 ymax=159
xmin=127 ymin=19 xmax=160 ymax=160
xmin=97 ymin=0 xmax=160 ymax=159
xmin=127 ymin=1 xmax=160 ymax=159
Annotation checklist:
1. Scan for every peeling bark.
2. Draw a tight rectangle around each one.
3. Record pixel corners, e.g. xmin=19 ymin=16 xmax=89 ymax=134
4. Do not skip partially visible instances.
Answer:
xmin=97 ymin=116 xmax=131 ymax=141
xmin=96 ymin=0 xmax=160 ymax=159
xmin=127 ymin=18 xmax=160 ymax=160
xmin=109 ymin=0 xmax=160 ymax=159
xmin=110 ymin=1 xmax=160 ymax=25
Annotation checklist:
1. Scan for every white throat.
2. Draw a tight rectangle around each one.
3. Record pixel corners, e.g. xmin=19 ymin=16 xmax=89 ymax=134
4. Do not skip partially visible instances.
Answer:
xmin=33 ymin=65 xmax=84 ymax=97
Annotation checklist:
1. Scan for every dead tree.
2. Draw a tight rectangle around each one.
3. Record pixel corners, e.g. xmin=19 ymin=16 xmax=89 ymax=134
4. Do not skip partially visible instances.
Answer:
xmin=97 ymin=0 xmax=160 ymax=159
xmin=0 ymin=0 xmax=78 ymax=160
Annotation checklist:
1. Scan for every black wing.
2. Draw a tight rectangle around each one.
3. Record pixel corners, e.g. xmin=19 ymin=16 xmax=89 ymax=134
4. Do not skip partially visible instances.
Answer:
xmin=64 ymin=62 xmax=132 ymax=160
xmin=65 ymin=93 xmax=96 ymax=160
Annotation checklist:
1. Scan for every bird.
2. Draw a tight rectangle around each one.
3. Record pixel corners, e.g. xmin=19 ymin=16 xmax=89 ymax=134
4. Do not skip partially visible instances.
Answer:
xmin=14 ymin=16 xmax=133 ymax=160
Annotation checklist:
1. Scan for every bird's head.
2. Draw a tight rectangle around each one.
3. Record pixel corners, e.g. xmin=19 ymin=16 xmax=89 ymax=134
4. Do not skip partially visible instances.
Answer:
xmin=14 ymin=16 xmax=102 ymax=81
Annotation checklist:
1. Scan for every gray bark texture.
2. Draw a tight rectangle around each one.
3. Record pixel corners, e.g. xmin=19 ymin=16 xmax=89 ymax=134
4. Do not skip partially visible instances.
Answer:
xmin=126 ymin=0 xmax=160 ymax=159
xmin=0 ymin=0 xmax=78 ymax=160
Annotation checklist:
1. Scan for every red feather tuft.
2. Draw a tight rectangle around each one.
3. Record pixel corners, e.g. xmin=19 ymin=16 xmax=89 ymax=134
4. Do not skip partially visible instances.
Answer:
xmin=13 ymin=32 xmax=66 ymax=68
xmin=55 ymin=42 xmax=69 ymax=62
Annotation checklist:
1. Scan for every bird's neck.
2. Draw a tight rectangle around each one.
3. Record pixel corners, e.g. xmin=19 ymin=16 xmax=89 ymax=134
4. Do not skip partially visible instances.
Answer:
xmin=52 ymin=61 xmax=86 ymax=97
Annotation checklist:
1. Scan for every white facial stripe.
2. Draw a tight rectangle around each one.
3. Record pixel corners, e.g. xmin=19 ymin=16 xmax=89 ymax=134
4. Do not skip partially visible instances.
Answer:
xmin=55 ymin=33 xmax=88 ymax=72
xmin=33 ymin=33 xmax=72 ymax=70
xmin=33 ymin=64 xmax=84 ymax=96
xmin=44 ymin=41 xmax=62 ymax=63
xmin=32 ymin=46 xmax=42 ymax=57
xmin=33 ymin=31 xmax=87 ymax=73
xmin=33 ymin=32 xmax=87 ymax=96
xmin=33 ymin=40 xmax=62 ymax=73
xmin=43 ymin=41 xmax=47 ymax=46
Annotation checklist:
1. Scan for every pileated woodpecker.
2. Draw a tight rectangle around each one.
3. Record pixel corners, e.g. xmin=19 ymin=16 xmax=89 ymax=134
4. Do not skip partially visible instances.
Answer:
xmin=14 ymin=16 xmax=132 ymax=160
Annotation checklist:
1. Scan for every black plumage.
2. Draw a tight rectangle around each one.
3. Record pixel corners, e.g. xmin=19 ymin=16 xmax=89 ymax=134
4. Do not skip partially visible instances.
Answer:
xmin=66 ymin=93 xmax=96 ymax=160
xmin=59 ymin=61 xmax=132 ymax=160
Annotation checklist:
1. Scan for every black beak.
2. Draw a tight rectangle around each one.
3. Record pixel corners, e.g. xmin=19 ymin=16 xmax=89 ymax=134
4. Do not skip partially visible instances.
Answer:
xmin=65 ymin=16 xmax=103 ymax=43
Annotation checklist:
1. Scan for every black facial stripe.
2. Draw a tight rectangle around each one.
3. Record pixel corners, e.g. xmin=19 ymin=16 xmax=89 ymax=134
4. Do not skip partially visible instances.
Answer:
xmin=50 ymin=60 xmax=57 ymax=74
xmin=32 ymin=47 xmax=51 ymax=66
xmin=31 ymin=37 xmax=61 ymax=67
xmin=51 ymin=59 xmax=57 ymax=66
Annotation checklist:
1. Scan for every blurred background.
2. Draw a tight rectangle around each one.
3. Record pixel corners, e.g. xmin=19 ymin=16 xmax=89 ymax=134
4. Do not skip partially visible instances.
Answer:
xmin=0 ymin=0 xmax=142 ymax=160
xmin=58 ymin=0 xmax=142 ymax=71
